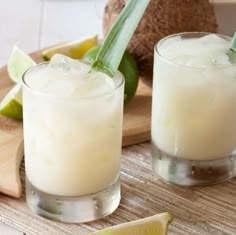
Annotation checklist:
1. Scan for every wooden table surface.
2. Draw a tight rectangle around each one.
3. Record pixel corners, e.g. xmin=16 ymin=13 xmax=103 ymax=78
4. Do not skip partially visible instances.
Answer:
xmin=1 ymin=0 xmax=236 ymax=234
xmin=0 ymin=143 xmax=236 ymax=235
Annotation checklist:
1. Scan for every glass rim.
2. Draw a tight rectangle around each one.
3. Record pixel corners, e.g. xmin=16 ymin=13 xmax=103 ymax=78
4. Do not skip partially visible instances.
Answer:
xmin=22 ymin=61 xmax=125 ymax=100
xmin=154 ymin=32 xmax=236 ymax=70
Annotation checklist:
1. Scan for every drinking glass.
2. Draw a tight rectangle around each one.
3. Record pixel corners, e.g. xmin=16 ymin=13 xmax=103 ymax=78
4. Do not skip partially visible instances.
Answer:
xmin=23 ymin=61 xmax=124 ymax=222
xmin=152 ymin=32 xmax=236 ymax=186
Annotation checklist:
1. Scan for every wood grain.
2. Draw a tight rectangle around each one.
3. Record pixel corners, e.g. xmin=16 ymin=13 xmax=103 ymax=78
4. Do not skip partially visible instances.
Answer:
xmin=123 ymin=78 xmax=151 ymax=146
xmin=0 ymin=143 xmax=236 ymax=234
xmin=0 ymin=121 xmax=23 ymax=198
xmin=0 ymin=67 xmax=24 ymax=198
xmin=0 ymin=223 xmax=23 ymax=235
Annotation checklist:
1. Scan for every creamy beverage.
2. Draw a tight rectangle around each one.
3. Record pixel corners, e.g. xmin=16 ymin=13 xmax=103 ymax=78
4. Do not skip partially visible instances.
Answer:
xmin=23 ymin=55 xmax=124 ymax=222
xmin=152 ymin=33 xmax=236 ymax=186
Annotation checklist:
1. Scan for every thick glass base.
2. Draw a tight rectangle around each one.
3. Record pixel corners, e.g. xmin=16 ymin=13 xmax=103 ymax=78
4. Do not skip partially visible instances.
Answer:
xmin=152 ymin=145 xmax=236 ymax=186
xmin=26 ymin=177 xmax=120 ymax=223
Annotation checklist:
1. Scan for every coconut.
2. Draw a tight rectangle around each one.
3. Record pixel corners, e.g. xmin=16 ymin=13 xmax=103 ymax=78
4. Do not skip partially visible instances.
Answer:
xmin=103 ymin=0 xmax=217 ymax=80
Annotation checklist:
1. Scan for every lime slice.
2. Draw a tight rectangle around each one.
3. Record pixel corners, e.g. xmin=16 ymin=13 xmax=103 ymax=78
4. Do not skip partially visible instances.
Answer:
xmin=0 ymin=82 xmax=22 ymax=120
xmin=89 ymin=212 xmax=172 ymax=235
xmin=8 ymin=46 xmax=36 ymax=83
xmin=42 ymin=35 xmax=98 ymax=61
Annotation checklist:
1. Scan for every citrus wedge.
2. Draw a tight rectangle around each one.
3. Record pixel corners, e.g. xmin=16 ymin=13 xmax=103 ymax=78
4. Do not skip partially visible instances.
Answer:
xmin=42 ymin=35 xmax=98 ymax=61
xmin=8 ymin=46 xmax=36 ymax=83
xmin=0 ymin=82 xmax=22 ymax=120
xmin=89 ymin=212 xmax=172 ymax=235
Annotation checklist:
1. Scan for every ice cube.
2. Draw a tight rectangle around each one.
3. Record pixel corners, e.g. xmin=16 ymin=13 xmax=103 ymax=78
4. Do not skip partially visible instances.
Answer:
xmin=49 ymin=54 xmax=91 ymax=75
xmin=160 ymin=34 xmax=231 ymax=67
xmin=28 ymin=54 xmax=115 ymax=98
xmin=159 ymin=36 xmax=182 ymax=54
xmin=50 ymin=54 xmax=72 ymax=73
xmin=42 ymin=79 xmax=77 ymax=97
xmin=70 ymin=72 xmax=115 ymax=98
xmin=198 ymin=34 xmax=229 ymax=45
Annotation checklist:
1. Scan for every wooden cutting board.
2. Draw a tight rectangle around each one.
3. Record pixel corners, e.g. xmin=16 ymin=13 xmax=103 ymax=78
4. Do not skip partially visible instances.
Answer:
xmin=0 ymin=50 xmax=151 ymax=198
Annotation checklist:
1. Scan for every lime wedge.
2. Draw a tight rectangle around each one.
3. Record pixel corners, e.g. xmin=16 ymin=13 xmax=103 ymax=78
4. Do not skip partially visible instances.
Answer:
xmin=42 ymin=35 xmax=98 ymax=61
xmin=0 ymin=82 xmax=22 ymax=120
xmin=8 ymin=46 xmax=36 ymax=83
xmin=89 ymin=212 xmax=172 ymax=235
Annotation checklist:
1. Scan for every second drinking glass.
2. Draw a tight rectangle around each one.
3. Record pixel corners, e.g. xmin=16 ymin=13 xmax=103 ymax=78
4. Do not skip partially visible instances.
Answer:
xmin=152 ymin=32 xmax=236 ymax=186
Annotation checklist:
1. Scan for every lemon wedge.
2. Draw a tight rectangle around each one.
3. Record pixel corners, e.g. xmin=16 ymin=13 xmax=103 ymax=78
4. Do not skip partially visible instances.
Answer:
xmin=42 ymin=35 xmax=98 ymax=61
xmin=8 ymin=46 xmax=36 ymax=83
xmin=89 ymin=212 xmax=172 ymax=235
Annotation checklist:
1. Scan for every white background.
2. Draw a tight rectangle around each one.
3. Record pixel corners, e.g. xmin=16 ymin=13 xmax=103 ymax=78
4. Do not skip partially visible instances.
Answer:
xmin=0 ymin=0 xmax=107 ymax=67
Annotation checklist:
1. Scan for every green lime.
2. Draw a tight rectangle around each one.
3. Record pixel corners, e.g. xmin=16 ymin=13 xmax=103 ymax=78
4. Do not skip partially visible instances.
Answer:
xmin=0 ymin=82 xmax=22 ymax=120
xmin=2 ymin=46 xmax=36 ymax=120
xmin=8 ymin=46 xmax=36 ymax=83
xmin=89 ymin=212 xmax=172 ymax=235
xmin=83 ymin=45 xmax=139 ymax=104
